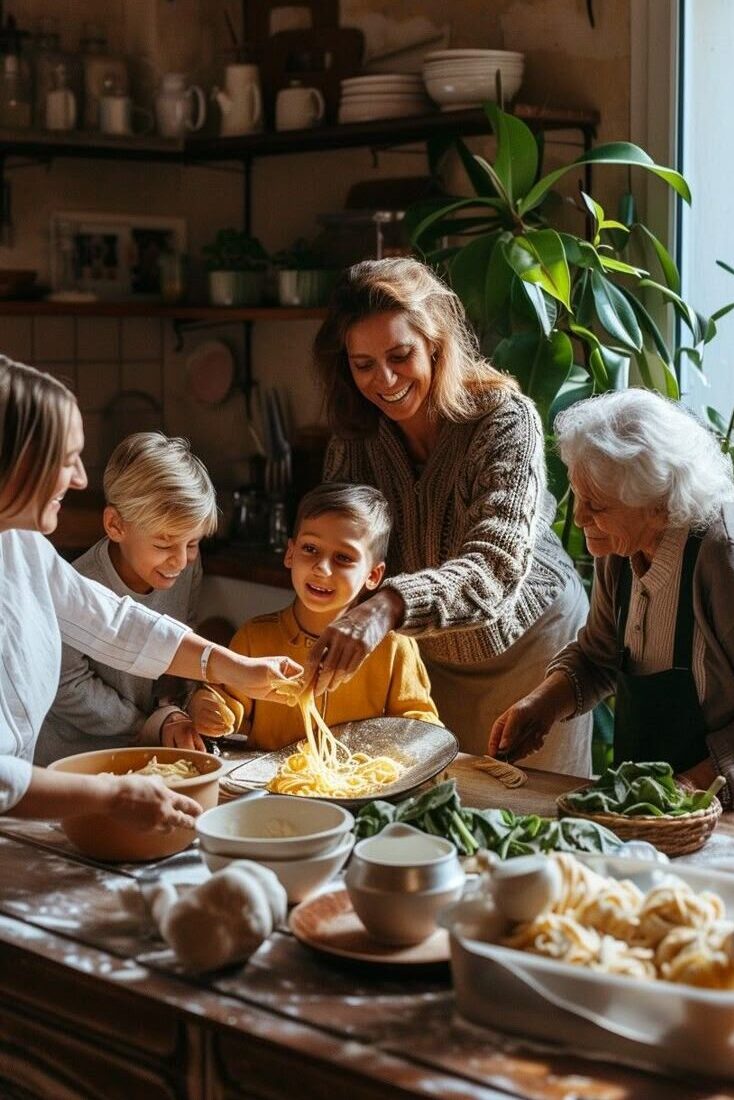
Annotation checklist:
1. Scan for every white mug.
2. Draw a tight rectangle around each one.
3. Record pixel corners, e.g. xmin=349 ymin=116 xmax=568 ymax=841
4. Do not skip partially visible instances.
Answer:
xmin=46 ymin=87 xmax=77 ymax=131
xmin=99 ymin=95 xmax=154 ymax=136
xmin=275 ymin=84 xmax=325 ymax=131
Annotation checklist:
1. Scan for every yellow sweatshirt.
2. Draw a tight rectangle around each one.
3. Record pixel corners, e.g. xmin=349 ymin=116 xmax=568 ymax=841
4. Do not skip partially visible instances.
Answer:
xmin=203 ymin=602 xmax=440 ymax=751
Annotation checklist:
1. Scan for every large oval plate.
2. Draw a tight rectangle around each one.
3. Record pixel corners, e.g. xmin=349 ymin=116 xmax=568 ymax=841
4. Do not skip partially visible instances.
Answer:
xmin=222 ymin=717 xmax=458 ymax=808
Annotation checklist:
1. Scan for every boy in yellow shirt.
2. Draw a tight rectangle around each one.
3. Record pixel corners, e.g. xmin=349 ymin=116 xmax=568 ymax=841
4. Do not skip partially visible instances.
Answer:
xmin=188 ymin=483 xmax=439 ymax=749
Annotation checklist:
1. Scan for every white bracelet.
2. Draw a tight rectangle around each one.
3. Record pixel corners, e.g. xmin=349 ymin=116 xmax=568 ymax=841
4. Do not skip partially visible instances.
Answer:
xmin=200 ymin=643 xmax=215 ymax=683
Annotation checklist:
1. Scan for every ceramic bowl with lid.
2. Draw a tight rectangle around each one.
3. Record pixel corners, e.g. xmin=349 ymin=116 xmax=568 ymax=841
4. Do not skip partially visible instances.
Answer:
xmin=345 ymin=822 xmax=465 ymax=945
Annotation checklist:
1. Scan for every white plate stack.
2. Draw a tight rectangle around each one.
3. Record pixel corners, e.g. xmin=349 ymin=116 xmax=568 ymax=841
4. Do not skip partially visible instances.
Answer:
xmin=423 ymin=49 xmax=525 ymax=111
xmin=338 ymin=74 xmax=433 ymax=124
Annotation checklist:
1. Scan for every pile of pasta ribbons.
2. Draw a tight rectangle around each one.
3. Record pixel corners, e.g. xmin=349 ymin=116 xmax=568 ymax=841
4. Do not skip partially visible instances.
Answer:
xmin=500 ymin=852 xmax=734 ymax=988
xmin=131 ymin=756 xmax=200 ymax=783
xmin=267 ymin=681 xmax=402 ymax=798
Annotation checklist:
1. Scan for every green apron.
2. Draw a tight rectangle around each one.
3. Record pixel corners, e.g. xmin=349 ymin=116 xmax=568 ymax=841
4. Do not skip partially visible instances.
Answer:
xmin=614 ymin=534 xmax=708 ymax=772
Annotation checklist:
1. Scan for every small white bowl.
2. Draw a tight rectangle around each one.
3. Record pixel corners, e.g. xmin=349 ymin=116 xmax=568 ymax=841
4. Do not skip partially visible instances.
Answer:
xmin=196 ymin=793 xmax=354 ymax=860
xmin=202 ymin=831 xmax=355 ymax=904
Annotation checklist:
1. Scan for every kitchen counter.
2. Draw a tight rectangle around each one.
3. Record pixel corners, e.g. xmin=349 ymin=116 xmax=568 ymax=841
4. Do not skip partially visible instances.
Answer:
xmin=1 ymin=759 xmax=733 ymax=1099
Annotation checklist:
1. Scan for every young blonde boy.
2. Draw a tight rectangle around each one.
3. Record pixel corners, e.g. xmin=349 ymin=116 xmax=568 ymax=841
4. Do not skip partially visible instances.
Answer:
xmin=36 ymin=432 xmax=218 ymax=764
xmin=188 ymin=483 xmax=440 ymax=749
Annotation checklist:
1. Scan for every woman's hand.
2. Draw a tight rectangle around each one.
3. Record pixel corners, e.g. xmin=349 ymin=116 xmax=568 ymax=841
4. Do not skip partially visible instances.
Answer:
xmin=160 ymin=712 xmax=207 ymax=751
xmin=108 ymin=775 xmax=202 ymax=833
xmin=212 ymin=652 xmax=303 ymax=703
xmin=187 ymin=688 xmax=236 ymax=736
xmin=487 ymin=672 xmax=575 ymax=761
xmin=304 ymin=588 xmax=405 ymax=695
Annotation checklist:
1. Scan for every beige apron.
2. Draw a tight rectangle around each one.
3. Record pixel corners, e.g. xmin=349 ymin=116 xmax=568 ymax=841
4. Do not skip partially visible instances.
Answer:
xmin=423 ymin=573 xmax=593 ymax=777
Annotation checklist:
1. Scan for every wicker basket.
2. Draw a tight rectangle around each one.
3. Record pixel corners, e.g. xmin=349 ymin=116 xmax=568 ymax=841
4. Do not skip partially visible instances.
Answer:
xmin=557 ymin=789 xmax=723 ymax=857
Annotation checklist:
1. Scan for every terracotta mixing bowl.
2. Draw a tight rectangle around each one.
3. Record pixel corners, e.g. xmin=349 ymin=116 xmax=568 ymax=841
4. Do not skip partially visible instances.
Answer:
xmin=48 ymin=746 xmax=224 ymax=862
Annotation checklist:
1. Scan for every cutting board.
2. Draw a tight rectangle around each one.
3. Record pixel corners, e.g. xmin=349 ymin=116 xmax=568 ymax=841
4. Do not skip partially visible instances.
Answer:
xmin=262 ymin=27 xmax=365 ymax=126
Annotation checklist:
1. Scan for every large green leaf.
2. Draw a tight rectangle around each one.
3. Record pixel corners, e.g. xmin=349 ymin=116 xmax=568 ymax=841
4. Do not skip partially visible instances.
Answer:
xmin=483 ymin=101 xmax=539 ymax=204
xmin=558 ymin=234 xmax=602 ymax=270
xmin=638 ymin=278 xmax=711 ymax=346
xmin=518 ymin=141 xmax=691 ymax=217
xmin=494 ymin=330 xmax=573 ymax=424
xmin=598 ymin=255 xmax=648 ymax=278
xmin=590 ymin=270 xmax=643 ymax=350
xmin=569 ymin=323 xmax=609 ymax=389
xmin=632 ymin=224 xmax=680 ymax=293
xmin=505 ymin=229 xmax=571 ymax=309
xmin=454 ymin=136 xmax=504 ymax=199
xmin=548 ymin=364 xmax=594 ymax=423
xmin=483 ymin=233 xmax=515 ymax=325
xmin=449 ymin=233 xmax=502 ymax=329
xmin=616 ymin=286 xmax=672 ymax=365
xmin=520 ymin=281 xmax=555 ymax=336
xmin=409 ymin=196 xmax=505 ymax=249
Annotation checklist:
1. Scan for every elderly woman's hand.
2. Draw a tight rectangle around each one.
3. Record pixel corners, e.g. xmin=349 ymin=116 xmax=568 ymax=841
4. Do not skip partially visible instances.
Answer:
xmin=487 ymin=672 xmax=575 ymax=761
xmin=304 ymin=589 xmax=405 ymax=695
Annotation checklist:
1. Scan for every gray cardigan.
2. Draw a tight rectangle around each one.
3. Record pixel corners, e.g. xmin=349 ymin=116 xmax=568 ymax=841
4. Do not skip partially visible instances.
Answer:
xmin=325 ymin=389 xmax=576 ymax=666
xmin=548 ymin=505 xmax=734 ymax=804
xmin=35 ymin=538 xmax=200 ymax=765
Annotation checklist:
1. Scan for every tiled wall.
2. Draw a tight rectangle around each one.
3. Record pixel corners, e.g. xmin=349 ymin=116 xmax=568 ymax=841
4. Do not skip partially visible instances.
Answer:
xmin=1 ymin=314 xmax=164 ymax=489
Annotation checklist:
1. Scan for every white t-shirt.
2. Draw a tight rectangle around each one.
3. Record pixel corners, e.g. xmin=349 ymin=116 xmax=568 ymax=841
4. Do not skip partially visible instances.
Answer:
xmin=0 ymin=528 xmax=189 ymax=812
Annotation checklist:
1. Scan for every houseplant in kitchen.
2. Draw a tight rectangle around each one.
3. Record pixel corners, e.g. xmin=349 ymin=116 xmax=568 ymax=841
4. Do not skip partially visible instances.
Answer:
xmin=202 ymin=228 xmax=269 ymax=306
xmin=273 ymin=236 xmax=337 ymax=307
xmin=407 ymin=103 xmax=729 ymax=771
xmin=406 ymin=103 xmax=724 ymax=528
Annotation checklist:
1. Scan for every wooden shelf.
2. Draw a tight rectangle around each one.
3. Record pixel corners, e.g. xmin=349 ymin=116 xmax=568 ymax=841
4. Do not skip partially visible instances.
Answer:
xmin=0 ymin=105 xmax=599 ymax=166
xmin=0 ymin=300 xmax=328 ymax=320
xmin=0 ymin=126 xmax=183 ymax=162
xmin=186 ymin=104 xmax=599 ymax=161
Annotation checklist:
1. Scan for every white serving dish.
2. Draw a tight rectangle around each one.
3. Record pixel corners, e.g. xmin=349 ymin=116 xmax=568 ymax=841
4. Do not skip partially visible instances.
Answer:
xmin=446 ymin=854 xmax=734 ymax=1079
xmin=202 ymin=831 xmax=355 ymax=904
xmin=341 ymin=73 xmax=424 ymax=87
xmin=196 ymin=792 xmax=354 ymax=860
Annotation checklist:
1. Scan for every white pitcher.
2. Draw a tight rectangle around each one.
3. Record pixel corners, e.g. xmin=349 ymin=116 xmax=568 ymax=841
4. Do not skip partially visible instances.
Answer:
xmin=155 ymin=72 xmax=205 ymax=139
xmin=213 ymin=63 xmax=262 ymax=136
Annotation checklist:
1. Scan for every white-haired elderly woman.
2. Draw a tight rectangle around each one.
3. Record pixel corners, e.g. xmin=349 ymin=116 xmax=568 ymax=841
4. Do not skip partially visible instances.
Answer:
xmin=488 ymin=389 xmax=734 ymax=805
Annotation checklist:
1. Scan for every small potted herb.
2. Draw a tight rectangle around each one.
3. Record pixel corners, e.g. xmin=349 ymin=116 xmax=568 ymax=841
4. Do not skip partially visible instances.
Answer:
xmin=272 ymin=237 xmax=337 ymax=307
xmin=202 ymin=228 xmax=269 ymax=306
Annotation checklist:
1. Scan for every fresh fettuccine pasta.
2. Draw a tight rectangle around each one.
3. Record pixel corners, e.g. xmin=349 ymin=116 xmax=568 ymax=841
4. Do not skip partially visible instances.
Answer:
xmin=131 ymin=756 xmax=200 ymax=783
xmin=499 ymin=852 xmax=734 ymax=988
xmin=267 ymin=683 xmax=402 ymax=798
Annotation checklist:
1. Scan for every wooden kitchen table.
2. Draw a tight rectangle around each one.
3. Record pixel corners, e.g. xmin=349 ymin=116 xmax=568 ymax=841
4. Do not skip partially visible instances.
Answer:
xmin=0 ymin=761 xmax=733 ymax=1100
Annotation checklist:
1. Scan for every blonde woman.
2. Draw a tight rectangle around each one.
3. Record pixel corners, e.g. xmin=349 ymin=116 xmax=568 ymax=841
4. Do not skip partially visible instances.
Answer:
xmin=307 ymin=258 xmax=591 ymax=774
xmin=0 ymin=357 xmax=301 ymax=826
xmin=37 ymin=432 xmax=218 ymax=764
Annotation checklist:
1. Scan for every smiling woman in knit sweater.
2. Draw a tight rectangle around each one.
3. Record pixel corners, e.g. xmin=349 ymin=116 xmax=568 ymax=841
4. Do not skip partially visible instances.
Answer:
xmin=307 ymin=258 xmax=591 ymax=775
xmin=0 ymin=357 xmax=301 ymax=825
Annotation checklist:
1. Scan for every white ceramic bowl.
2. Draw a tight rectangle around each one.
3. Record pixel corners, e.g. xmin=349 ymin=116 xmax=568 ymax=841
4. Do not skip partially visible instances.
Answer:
xmin=424 ymin=71 xmax=523 ymax=109
xmin=425 ymin=49 xmax=525 ymax=63
xmin=202 ymin=831 xmax=355 ymax=903
xmin=196 ymin=793 xmax=354 ymax=860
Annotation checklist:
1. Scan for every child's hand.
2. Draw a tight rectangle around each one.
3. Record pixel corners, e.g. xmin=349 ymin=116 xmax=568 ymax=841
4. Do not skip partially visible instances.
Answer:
xmin=161 ymin=713 xmax=207 ymax=752
xmin=188 ymin=688 xmax=237 ymax=736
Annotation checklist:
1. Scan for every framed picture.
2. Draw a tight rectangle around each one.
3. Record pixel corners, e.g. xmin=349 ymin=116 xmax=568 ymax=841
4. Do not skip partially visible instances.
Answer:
xmin=50 ymin=212 xmax=186 ymax=300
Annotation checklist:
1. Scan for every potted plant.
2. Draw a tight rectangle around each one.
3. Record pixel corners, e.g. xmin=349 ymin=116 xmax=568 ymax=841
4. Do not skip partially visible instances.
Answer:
xmin=406 ymin=103 xmax=724 ymax=525
xmin=202 ymin=228 xmax=269 ymax=306
xmin=272 ymin=237 xmax=337 ymax=307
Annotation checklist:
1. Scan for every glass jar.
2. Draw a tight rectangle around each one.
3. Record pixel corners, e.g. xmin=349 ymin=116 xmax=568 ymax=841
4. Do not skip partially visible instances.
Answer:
xmin=79 ymin=22 xmax=128 ymax=130
xmin=0 ymin=54 xmax=32 ymax=129
xmin=31 ymin=17 xmax=81 ymax=129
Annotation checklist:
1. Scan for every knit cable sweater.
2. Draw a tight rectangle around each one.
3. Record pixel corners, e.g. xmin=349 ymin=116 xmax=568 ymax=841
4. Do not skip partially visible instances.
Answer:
xmin=324 ymin=389 xmax=575 ymax=665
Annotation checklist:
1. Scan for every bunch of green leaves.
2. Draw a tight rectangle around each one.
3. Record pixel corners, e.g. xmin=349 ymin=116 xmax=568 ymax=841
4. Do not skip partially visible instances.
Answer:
xmin=202 ymin=229 xmax=269 ymax=272
xmin=405 ymin=104 xmax=720 ymax=505
xmin=565 ymin=761 xmax=725 ymax=817
xmin=353 ymin=778 xmax=621 ymax=857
